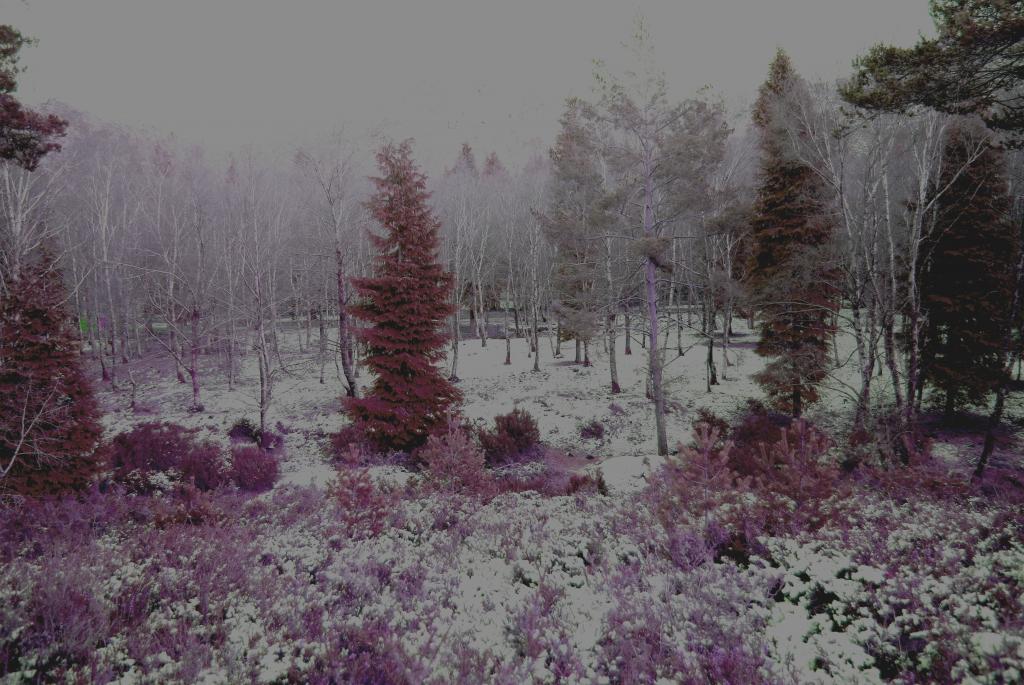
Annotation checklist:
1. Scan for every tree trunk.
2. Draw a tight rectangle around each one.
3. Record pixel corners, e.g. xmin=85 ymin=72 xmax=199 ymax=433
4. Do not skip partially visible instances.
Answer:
xmin=624 ymin=305 xmax=632 ymax=355
xmin=608 ymin=313 xmax=620 ymax=393
xmin=642 ymin=149 xmax=668 ymax=456
xmin=336 ymin=248 xmax=358 ymax=397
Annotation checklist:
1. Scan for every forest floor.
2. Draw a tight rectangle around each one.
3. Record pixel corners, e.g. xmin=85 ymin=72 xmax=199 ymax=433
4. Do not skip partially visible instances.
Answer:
xmin=3 ymin=320 xmax=1023 ymax=684
xmin=96 ymin=315 xmax=1022 ymax=492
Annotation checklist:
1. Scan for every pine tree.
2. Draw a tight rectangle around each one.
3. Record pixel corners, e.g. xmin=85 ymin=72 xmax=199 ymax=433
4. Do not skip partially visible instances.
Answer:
xmin=0 ymin=25 xmax=67 ymax=171
xmin=344 ymin=141 xmax=461 ymax=452
xmin=0 ymin=251 xmax=102 ymax=495
xmin=919 ymin=126 xmax=1019 ymax=417
xmin=747 ymin=50 xmax=838 ymax=417
xmin=843 ymin=1 xmax=1024 ymax=140
xmin=536 ymin=98 xmax=608 ymax=368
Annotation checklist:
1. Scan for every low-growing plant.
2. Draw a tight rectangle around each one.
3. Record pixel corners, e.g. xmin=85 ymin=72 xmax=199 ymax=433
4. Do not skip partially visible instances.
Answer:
xmin=228 ymin=417 xmax=260 ymax=443
xmin=580 ymin=420 xmax=605 ymax=440
xmin=331 ymin=423 xmax=373 ymax=463
xmin=229 ymin=446 xmax=280 ymax=492
xmin=330 ymin=468 xmax=394 ymax=538
xmin=416 ymin=422 xmax=492 ymax=496
xmin=108 ymin=422 xmax=226 ymax=494
xmin=478 ymin=408 xmax=540 ymax=465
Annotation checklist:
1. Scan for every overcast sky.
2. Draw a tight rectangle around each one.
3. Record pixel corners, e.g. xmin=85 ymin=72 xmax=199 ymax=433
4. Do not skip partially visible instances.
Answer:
xmin=6 ymin=0 xmax=936 ymax=173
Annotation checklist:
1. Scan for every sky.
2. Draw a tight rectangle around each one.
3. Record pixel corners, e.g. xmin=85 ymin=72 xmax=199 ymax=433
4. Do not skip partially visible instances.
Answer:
xmin=5 ymin=0 xmax=937 ymax=174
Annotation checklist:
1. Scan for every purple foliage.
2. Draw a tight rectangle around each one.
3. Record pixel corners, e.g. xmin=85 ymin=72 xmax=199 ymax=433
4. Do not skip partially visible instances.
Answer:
xmin=477 ymin=408 xmax=541 ymax=465
xmin=229 ymin=446 xmax=280 ymax=492
xmin=580 ymin=419 xmax=606 ymax=440
xmin=108 ymin=422 xmax=227 ymax=494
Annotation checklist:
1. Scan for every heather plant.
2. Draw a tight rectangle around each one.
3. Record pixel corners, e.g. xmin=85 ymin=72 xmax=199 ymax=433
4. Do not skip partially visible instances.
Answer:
xmin=725 ymin=399 xmax=793 ymax=478
xmin=228 ymin=445 xmax=280 ymax=492
xmin=579 ymin=419 xmax=605 ymax=440
xmin=416 ymin=422 xmax=493 ymax=496
xmin=227 ymin=417 xmax=260 ymax=443
xmin=330 ymin=468 xmax=394 ymax=538
xmin=108 ymin=422 xmax=226 ymax=494
xmin=654 ymin=424 xmax=752 ymax=534
xmin=478 ymin=408 xmax=540 ymax=465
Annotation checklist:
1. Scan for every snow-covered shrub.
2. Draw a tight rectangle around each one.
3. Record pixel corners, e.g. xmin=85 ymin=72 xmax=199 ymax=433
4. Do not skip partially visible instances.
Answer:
xmin=692 ymin=406 xmax=730 ymax=439
xmin=330 ymin=468 xmax=395 ymax=538
xmin=724 ymin=399 xmax=793 ymax=478
xmin=478 ymin=408 xmax=540 ymax=465
xmin=763 ymin=496 xmax=1024 ymax=683
xmin=565 ymin=470 xmax=608 ymax=497
xmin=580 ymin=419 xmax=605 ymax=440
xmin=330 ymin=422 xmax=374 ymax=463
xmin=108 ymin=422 xmax=226 ymax=494
xmin=227 ymin=417 xmax=260 ymax=443
xmin=229 ymin=445 xmax=279 ymax=492
xmin=417 ymin=422 xmax=493 ymax=496
xmin=846 ymin=410 xmax=933 ymax=468
xmin=229 ymin=418 xmax=284 ymax=455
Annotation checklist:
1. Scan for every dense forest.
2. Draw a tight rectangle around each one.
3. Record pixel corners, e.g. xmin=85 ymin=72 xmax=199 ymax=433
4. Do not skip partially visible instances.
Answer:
xmin=1 ymin=2 xmax=1023 ymax=683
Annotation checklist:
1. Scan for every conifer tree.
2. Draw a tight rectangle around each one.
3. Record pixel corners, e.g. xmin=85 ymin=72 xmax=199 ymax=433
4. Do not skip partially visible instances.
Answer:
xmin=0 ymin=25 xmax=67 ymax=172
xmin=747 ymin=50 xmax=838 ymax=417
xmin=0 ymin=251 xmax=102 ymax=495
xmin=344 ymin=141 xmax=461 ymax=452
xmin=536 ymin=98 xmax=608 ymax=369
xmin=919 ymin=126 xmax=1019 ymax=417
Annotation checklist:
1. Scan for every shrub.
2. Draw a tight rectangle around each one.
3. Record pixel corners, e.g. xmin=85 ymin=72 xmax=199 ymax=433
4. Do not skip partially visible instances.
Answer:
xmin=331 ymin=423 xmax=373 ymax=463
xmin=229 ymin=418 xmax=284 ymax=455
xmin=331 ymin=468 xmax=394 ymax=538
xmin=229 ymin=446 xmax=279 ymax=492
xmin=726 ymin=400 xmax=792 ymax=478
xmin=478 ymin=408 xmax=540 ymax=465
xmin=108 ymin=422 xmax=226 ymax=494
xmin=580 ymin=420 xmax=605 ymax=440
xmin=565 ymin=470 xmax=608 ymax=496
xmin=692 ymin=407 xmax=730 ymax=440
xmin=228 ymin=418 xmax=260 ymax=443
xmin=416 ymin=422 xmax=492 ymax=496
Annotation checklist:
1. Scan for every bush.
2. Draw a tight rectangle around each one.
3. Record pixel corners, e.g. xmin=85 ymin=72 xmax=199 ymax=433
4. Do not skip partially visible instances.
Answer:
xmin=478 ymin=408 xmax=540 ymax=465
xmin=565 ymin=470 xmax=608 ymax=496
xmin=726 ymin=400 xmax=793 ymax=479
xmin=228 ymin=418 xmax=260 ymax=443
xmin=229 ymin=446 xmax=280 ymax=492
xmin=691 ymin=407 xmax=730 ymax=440
xmin=580 ymin=420 xmax=605 ymax=440
xmin=416 ymin=422 xmax=492 ymax=496
xmin=330 ymin=468 xmax=394 ymax=538
xmin=331 ymin=423 xmax=373 ymax=463
xmin=108 ymin=422 xmax=226 ymax=494
xmin=229 ymin=418 xmax=284 ymax=454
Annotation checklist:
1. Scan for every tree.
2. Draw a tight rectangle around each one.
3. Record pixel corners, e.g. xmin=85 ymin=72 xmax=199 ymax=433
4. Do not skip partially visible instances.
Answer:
xmin=537 ymin=98 xmax=609 ymax=372
xmin=589 ymin=18 xmax=722 ymax=454
xmin=344 ymin=141 xmax=460 ymax=452
xmin=747 ymin=50 xmax=838 ymax=418
xmin=919 ymin=126 xmax=1019 ymax=417
xmin=843 ymin=0 xmax=1024 ymax=140
xmin=0 ymin=25 xmax=67 ymax=172
xmin=294 ymin=136 xmax=365 ymax=398
xmin=0 ymin=251 xmax=102 ymax=495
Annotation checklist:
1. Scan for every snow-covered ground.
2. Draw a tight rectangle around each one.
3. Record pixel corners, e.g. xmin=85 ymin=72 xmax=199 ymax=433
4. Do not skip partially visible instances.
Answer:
xmin=5 ymin=322 xmax=1019 ymax=684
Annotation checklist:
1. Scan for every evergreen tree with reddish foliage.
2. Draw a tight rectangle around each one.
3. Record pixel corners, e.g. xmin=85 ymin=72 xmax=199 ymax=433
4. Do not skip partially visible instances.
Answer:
xmin=747 ymin=50 xmax=838 ymax=417
xmin=344 ymin=140 xmax=461 ymax=452
xmin=0 ymin=252 xmax=102 ymax=495
xmin=0 ymin=25 xmax=67 ymax=171
xmin=919 ymin=126 xmax=1019 ymax=417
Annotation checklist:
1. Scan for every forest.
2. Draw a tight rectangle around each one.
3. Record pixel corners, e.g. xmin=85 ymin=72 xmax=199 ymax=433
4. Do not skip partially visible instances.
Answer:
xmin=1 ymin=2 xmax=1023 ymax=683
